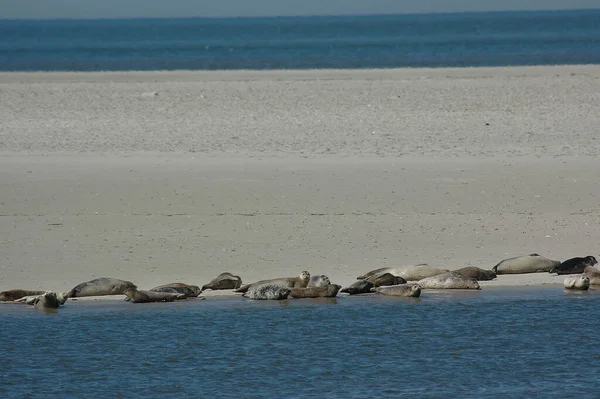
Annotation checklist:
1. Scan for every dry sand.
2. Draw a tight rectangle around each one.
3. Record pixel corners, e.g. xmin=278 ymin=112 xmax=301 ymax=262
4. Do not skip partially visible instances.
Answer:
xmin=1 ymin=65 xmax=599 ymax=296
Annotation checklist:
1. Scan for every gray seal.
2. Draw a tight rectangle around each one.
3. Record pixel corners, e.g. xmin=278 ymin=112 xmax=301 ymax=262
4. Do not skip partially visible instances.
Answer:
xmin=492 ymin=253 xmax=560 ymax=274
xmin=340 ymin=280 xmax=373 ymax=295
xmin=67 ymin=277 xmax=137 ymax=298
xmin=553 ymin=256 xmax=598 ymax=275
xmin=0 ymin=289 xmax=46 ymax=302
xmin=235 ymin=271 xmax=310 ymax=293
xmin=367 ymin=272 xmax=407 ymax=287
xmin=371 ymin=284 xmax=421 ymax=297
xmin=243 ymin=284 xmax=290 ymax=300
xmin=307 ymin=275 xmax=331 ymax=288
xmin=563 ymin=275 xmax=590 ymax=290
xmin=290 ymin=284 xmax=341 ymax=298
xmin=150 ymin=283 xmax=202 ymax=297
xmin=417 ymin=272 xmax=480 ymax=290
xmin=453 ymin=267 xmax=497 ymax=281
xmin=124 ymin=288 xmax=186 ymax=303
xmin=201 ymin=272 xmax=243 ymax=290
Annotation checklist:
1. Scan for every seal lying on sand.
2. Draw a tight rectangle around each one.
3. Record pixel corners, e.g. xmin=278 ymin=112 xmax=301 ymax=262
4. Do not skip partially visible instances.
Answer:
xmin=243 ymin=284 xmax=290 ymax=300
xmin=150 ymin=283 xmax=202 ymax=297
xmin=235 ymin=271 xmax=310 ymax=293
xmin=290 ymin=284 xmax=341 ymax=298
xmin=67 ymin=277 xmax=137 ymax=298
xmin=340 ymin=280 xmax=374 ymax=295
xmin=371 ymin=284 xmax=421 ymax=298
xmin=453 ymin=267 xmax=497 ymax=281
xmin=584 ymin=266 xmax=600 ymax=285
xmin=201 ymin=272 xmax=242 ymax=290
xmin=16 ymin=292 xmax=68 ymax=306
xmin=124 ymin=288 xmax=186 ymax=303
xmin=417 ymin=272 xmax=480 ymax=290
xmin=367 ymin=273 xmax=407 ymax=287
xmin=0 ymin=289 xmax=46 ymax=302
xmin=307 ymin=275 xmax=331 ymax=287
xmin=397 ymin=266 xmax=450 ymax=281
xmin=553 ymin=256 xmax=598 ymax=275
xmin=356 ymin=264 xmax=428 ymax=280
xmin=492 ymin=254 xmax=560 ymax=274
xmin=563 ymin=275 xmax=590 ymax=290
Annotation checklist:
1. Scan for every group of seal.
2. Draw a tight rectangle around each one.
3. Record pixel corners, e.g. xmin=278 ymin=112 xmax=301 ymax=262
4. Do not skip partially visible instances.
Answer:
xmin=2 ymin=253 xmax=598 ymax=309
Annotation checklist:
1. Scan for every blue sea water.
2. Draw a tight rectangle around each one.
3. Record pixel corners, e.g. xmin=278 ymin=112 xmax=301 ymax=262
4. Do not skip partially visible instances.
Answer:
xmin=1 ymin=9 xmax=599 ymax=71
xmin=2 ymin=288 xmax=600 ymax=398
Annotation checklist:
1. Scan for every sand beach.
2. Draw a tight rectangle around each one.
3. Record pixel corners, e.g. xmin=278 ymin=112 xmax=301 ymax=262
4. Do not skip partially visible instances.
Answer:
xmin=1 ymin=65 xmax=599 ymax=295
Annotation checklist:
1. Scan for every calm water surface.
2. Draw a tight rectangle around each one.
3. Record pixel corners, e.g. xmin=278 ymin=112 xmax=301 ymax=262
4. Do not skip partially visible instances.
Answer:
xmin=1 ymin=9 xmax=599 ymax=71
xmin=1 ymin=288 xmax=600 ymax=398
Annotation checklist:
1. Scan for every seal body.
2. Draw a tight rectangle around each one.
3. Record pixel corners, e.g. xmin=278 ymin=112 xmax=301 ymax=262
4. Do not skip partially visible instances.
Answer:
xmin=453 ymin=267 xmax=497 ymax=281
xmin=417 ymin=272 xmax=480 ymax=290
xmin=290 ymin=284 xmax=341 ymax=298
xmin=367 ymin=273 xmax=407 ymax=287
xmin=563 ymin=275 xmax=590 ymax=290
xmin=397 ymin=266 xmax=450 ymax=281
xmin=243 ymin=284 xmax=290 ymax=300
xmin=492 ymin=254 xmax=560 ymax=274
xmin=0 ymin=289 xmax=45 ymax=302
xmin=150 ymin=283 xmax=202 ymax=297
xmin=340 ymin=280 xmax=374 ymax=295
xmin=554 ymin=256 xmax=598 ymax=275
xmin=583 ymin=266 xmax=600 ymax=285
xmin=33 ymin=292 xmax=60 ymax=310
xmin=235 ymin=271 xmax=310 ymax=293
xmin=124 ymin=288 xmax=186 ymax=303
xmin=201 ymin=272 xmax=242 ymax=290
xmin=372 ymin=284 xmax=421 ymax=297
xmin=68 ymin=277 xmax=137 ymax=298
xmin=356 ymin=264 xmax=428 ymax=280
xmin=307 ymin=275 xmax=331 ymax=288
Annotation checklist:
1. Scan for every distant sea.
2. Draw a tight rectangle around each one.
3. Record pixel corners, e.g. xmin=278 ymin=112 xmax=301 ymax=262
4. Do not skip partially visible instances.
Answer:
xmin=0 ymin=9 xmax=599 ymax=71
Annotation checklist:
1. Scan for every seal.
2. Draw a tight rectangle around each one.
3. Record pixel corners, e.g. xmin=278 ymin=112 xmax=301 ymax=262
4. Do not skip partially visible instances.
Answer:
xmin=367 ymin=272 xmax=407 ymax=287
xmin=201 ymin=272 xmax=242 ymax=291
xmin=492 ymin=253 xmax=560 ymax=274
xmin=307 ymin=275 xmax=331 ymax=288
xmin=15 ymin=292 xmax=68 ymax=306
xmin=553 ymin=256 xmax=598 ymax=275
xmin=124 ymin=288 xmax=186 ymax=303
xmin=584 ymin=266 xmax=600 ymax=285
xmin=67 ymin=277 xmax=137 ymax=298
xmin=290 ymin=284 xmax=341 ymax=298
xmin=340 ymin=280 xmax=374 ymax=295
xmin=563 ymin=275 xmax=590 ymax=290
xmin=242 ymin=284 xmax=290 ymax=300
xmin=396 ymin=266 xmax=450 ymax=281
xmin=0 ymin=289 xmax=45 ymax=302
xmin=417 ymin=272 xmax=480 ymax=290
xmin=371 ymin=284 xmax=421 ymax=297
xmin=356 ymin=264 xmax=428 ymax=280
xmin=453 ymin=267 xmax=497 ymax=281
xmin=235 ymin=271 xmax=310 ymax=293
xmin=33 ymin=292 xmax=61 ymax=310
xmin=150 ymin=283 xmax=202 ymax=297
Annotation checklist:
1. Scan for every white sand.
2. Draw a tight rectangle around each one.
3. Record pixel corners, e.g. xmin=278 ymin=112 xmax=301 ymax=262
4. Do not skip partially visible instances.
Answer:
xmin=1 ymin=65 xmax=599 ymax=295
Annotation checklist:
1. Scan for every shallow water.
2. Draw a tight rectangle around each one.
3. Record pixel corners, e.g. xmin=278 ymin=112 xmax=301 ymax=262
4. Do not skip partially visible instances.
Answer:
xmin=1 ymin=9 xmax=600 ymax=71
xmin=2 ymin=288 xmax=599 ymax=398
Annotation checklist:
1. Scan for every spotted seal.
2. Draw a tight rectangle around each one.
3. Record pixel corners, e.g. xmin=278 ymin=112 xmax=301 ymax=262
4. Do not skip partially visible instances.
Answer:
xmin=290 ymin=284 xmax=341 ymax=298
xmin=235 ymin=271 xmax=310 ymax=293
xmin=307 ymin=275 xmax=331 ymax=288
xmin=367 ymin=272 xmax=407 ymax=287
xmin=201 ymin=272 xmax=243 ymax=290
xmin=371 ymin=284 xmax=421 ymax=297
xmin=563 ymin=275 xmax=590 ymax=290
xmin=417 ymin=272 xmax=480 ymax=290
xmin=584 ymin=266 xmax=600 ymax=285
xmin=67 ymin=277 xmax=137 ymax=298
xmin=492 ymin=253 xmax=560 ymax=274
xmin=33 ymin=292 xmax=61 ymax=310
xmin=150 ymin=283 xmax=202 ymax=297
xmin=124 ymin=288 xmax=186 ymax=303
xmin=242 ymin=284 xmax=290 ymax=300
xmin=0 ymin=289 xmax=46 ymax=302
xmin=553 ymin=256 xmax=598 ymax=275
xmin=340 ymin=280 xmax=374 ymax=295
xmin=453 ymin=267 xmax=497 ymax=281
